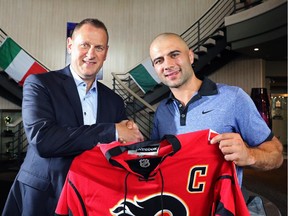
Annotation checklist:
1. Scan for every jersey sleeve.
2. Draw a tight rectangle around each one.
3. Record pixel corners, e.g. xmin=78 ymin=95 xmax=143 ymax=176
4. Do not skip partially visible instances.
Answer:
xmin=212 ymin=168 xmax=250 ymax=216
xmin=55 ymin=177 xmax=69 ymax=215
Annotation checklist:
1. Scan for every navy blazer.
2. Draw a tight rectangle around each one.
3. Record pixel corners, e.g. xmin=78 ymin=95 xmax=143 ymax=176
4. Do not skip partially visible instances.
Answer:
xmin=7 ymin=66 xmax=127 ymax=214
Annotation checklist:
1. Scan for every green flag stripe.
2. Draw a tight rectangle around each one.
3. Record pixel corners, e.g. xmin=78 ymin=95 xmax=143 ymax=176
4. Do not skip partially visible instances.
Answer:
xmin=129 ymin=64 xmax=158 ymax=93
xmin=0 ymin=37 xmax=21 ymax=70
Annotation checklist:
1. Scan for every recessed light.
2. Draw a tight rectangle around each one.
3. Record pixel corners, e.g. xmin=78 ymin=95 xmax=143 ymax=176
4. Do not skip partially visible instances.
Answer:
xmin=254 ymin=48 xmax=259 ymax=51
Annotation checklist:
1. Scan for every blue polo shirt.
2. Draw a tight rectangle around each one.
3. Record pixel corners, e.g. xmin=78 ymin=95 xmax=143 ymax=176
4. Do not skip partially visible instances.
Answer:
xmin=151 ymin=77 xmax=273 ymax=185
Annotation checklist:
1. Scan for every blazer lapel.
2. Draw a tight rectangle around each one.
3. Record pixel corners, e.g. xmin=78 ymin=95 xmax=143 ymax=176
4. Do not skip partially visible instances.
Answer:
xmin=96 ymin=82 xmax=102 ymax=123
xmin=61 ymin=67 xmax=83 ymax=125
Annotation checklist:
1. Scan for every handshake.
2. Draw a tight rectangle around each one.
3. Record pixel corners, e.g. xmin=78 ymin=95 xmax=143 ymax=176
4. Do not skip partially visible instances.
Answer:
xmin=116 ymin=120 xmax=144 ymax=143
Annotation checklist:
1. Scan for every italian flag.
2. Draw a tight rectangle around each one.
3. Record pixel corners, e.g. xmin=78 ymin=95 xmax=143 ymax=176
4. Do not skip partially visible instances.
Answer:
xmin=0 ymin=37 xmax=48 ymax=86
xmin=129 ymin=57 xmax=160 ymax=93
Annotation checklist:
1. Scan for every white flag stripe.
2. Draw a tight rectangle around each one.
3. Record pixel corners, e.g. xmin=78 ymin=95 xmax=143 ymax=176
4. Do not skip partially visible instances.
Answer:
xmin=129 ymin=75 xmax=146 ymax=93
xmin=141 ymin=58 xmax=161 ymax=84
xmin=5 ymin=49 xmax=34 ymax=82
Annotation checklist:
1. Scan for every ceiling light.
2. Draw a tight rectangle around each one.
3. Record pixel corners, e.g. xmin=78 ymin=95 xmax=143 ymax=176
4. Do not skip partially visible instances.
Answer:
xmin=254 ymin=47 xmax=259 ymax=51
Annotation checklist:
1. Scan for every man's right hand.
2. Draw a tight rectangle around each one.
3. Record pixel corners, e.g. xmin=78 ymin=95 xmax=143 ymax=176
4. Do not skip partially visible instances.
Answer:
xmin=116 ymin=120 xmax=144 ymax=143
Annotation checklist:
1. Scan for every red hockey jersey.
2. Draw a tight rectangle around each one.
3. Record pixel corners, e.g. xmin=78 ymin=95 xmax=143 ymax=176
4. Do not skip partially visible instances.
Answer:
xmin=55 ymin=129 xmax=249 ymax=216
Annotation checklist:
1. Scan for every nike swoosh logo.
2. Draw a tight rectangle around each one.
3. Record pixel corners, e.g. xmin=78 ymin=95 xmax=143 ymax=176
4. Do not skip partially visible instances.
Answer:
xmin=202 ymin=110 xmax=213 ymax=114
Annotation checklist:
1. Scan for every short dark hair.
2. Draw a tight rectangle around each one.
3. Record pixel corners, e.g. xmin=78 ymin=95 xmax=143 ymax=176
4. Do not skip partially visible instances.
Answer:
xmin=72 ymin=18 xmax=109 ymax=43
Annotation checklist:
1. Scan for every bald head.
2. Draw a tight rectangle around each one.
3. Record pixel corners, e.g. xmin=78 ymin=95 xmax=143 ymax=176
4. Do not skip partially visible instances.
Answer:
xmin=150 ymin=33 xmax=188 ymax=48
xmin=150 ymin=33 xmax=188 ymax=54
xmin=149 ymin=33 xmax=191 ymax=66
xmin=148 ymin=32 xmax=196 ymax=90
xmin=150 ymin=33 xmax=193 ymax=67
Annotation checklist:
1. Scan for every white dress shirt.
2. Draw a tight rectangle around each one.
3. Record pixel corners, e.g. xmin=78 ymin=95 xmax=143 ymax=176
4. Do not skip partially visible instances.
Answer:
xmin=70 ymin=66 xmax=98 ymax=125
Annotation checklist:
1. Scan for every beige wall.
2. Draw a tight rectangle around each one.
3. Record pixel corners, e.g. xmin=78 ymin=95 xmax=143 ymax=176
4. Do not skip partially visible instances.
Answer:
xmin=209 ymin=56 xmax=265 ymax=94
xmin=0 ymin=97 xmax=21 ymax=110
xmin=0 ymin=0 xmax=215 ymax=88
xmin=1 ymin=0 xmax=285 ymax=109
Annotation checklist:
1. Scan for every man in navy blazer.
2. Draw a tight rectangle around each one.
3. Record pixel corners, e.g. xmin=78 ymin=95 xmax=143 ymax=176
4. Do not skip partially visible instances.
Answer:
xmin=3 ymin=18 xmax=143 ymax=215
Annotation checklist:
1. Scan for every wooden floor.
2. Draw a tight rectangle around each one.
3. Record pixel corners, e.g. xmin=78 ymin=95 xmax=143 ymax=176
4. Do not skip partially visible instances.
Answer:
xmin=243 ymin=159 xmax=287 ymax=216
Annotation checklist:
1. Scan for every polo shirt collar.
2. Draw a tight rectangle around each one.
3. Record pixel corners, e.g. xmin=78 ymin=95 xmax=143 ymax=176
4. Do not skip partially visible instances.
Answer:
xmin=166 ymin=77 xmax=218 ymax=104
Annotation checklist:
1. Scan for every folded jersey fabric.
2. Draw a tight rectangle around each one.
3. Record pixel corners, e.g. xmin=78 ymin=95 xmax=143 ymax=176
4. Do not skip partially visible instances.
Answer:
xmin=55 ymin=129 xmax=249 ymax=216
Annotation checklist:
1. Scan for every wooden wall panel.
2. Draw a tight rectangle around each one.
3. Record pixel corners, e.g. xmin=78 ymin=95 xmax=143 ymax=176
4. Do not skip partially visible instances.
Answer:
xmin=208 ymin=56 xmax=265 ymax=94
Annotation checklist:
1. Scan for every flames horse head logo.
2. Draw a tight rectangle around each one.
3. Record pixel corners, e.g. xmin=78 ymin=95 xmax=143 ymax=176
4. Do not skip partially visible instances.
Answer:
xmin=110 ymin=194 xmax=188 ymax=215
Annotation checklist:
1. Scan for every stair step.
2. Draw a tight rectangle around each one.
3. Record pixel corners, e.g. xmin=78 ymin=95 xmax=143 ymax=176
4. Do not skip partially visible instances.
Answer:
xmin=211 ymin=30 xmax=225 ymax=40
xmin=194 ymin=46 xmax=208 ymax=55
xmin=202 ymin=38 xmax=216 ymax=48
xmin=236 ymin=2 xmax=246 ymax=11
xmin=224 ymin=45 xmax=231 ymax=51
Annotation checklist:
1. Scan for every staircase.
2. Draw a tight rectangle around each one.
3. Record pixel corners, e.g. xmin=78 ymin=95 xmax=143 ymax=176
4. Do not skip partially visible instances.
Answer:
xmin=0 ymin=72 xmax=22 ymax=106
xmin=0 ymin=117 xmax=27 ymax=171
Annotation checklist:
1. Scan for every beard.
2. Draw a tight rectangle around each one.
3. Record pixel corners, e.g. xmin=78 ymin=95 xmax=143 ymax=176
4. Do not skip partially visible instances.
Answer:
xmin=164 ymin=80 xmax=183 ymax=88
xmin=162 ymin=71 xmax=192 ymax=89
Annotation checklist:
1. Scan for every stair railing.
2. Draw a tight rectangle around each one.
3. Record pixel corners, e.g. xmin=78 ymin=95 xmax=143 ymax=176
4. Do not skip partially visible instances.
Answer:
xmin=182 ymin=0 xmax=235 ymax=52
xmin=112 ymin=72 xmax=155 ymax=139
xmin=6 ymin=117 xmax=27 ymax=166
